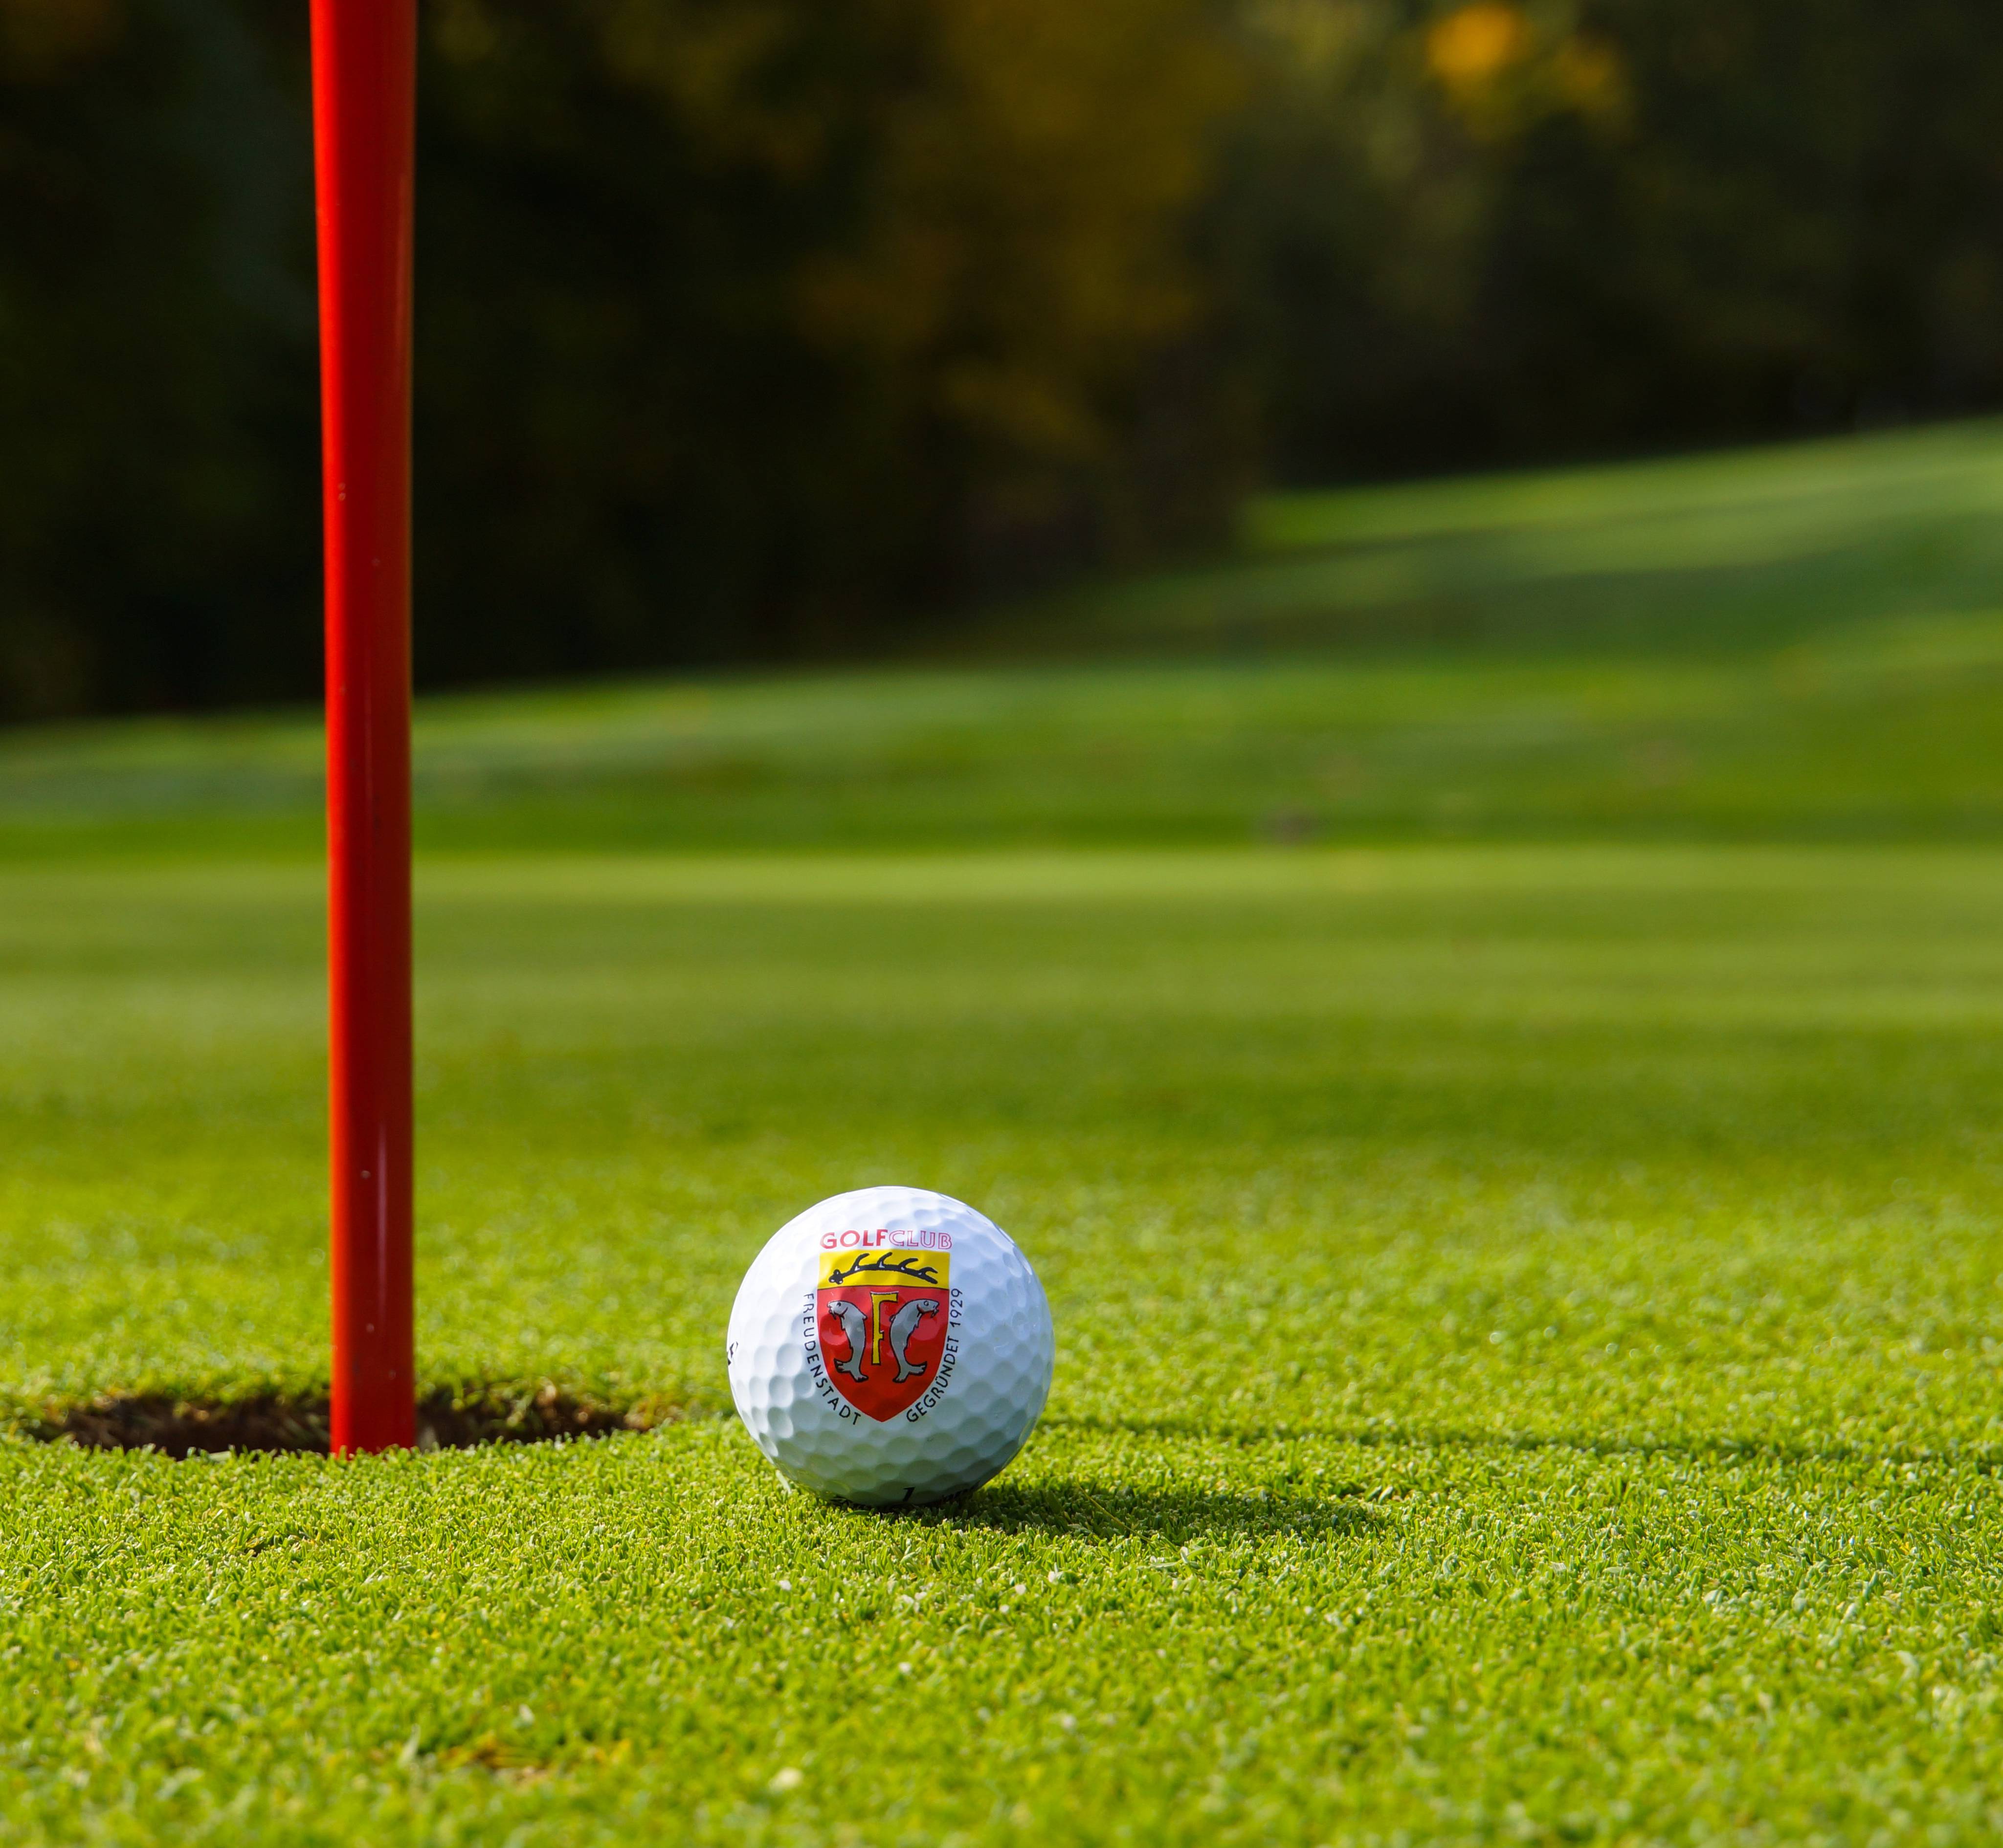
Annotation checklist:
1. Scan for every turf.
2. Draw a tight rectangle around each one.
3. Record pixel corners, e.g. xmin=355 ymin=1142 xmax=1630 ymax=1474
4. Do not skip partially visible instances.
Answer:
xmin=7 ymin=424 xmax=2003 ymax=1843
xmin=8 ymin=419 xmax=2003 ymax=861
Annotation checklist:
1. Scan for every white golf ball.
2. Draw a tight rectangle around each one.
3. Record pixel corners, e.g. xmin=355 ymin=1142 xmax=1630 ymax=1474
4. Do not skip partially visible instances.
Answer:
xmin=726 ymin=1186 xmax=1054 ymax=1506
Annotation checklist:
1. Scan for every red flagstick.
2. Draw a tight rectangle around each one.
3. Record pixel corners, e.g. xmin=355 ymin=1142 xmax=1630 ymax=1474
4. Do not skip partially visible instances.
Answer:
xmin=313 ymin=0 xmax=418 ymax=1455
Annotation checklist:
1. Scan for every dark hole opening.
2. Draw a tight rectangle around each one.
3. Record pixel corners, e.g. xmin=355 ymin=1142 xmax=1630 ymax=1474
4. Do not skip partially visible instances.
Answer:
xmin=31 ymin=1388 xmax=679 ymax=1458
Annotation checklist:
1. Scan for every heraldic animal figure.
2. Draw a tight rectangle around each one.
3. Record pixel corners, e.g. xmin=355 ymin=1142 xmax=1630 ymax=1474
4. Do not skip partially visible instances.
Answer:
xmin=888 ymin=1298 xmax=940 ymax=1383
xmin=826 ymin=1299 xmax=870 ymax=1382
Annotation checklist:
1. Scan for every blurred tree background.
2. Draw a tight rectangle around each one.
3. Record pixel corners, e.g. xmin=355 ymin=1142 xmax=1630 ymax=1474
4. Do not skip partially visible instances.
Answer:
xmin=2 ymin=0 xmax=2001 ymax=717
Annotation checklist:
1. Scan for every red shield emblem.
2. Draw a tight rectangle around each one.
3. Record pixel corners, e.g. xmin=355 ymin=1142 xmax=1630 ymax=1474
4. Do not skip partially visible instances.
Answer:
xmin=815 ymin=1238 xmax=953 ymax=1422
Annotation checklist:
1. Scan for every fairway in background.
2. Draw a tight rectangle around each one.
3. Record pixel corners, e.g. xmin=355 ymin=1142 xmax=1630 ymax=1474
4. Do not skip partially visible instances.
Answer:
xmin=3 ymin=420 xmax=2003 ymax=858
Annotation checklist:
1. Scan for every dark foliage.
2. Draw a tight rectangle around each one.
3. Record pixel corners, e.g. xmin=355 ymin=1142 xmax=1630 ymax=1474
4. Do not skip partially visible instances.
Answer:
xmin=1224 ymin=0 xmax=2003 ymax=484
xmin=1 ymin=0 xmax=2001 ymax=716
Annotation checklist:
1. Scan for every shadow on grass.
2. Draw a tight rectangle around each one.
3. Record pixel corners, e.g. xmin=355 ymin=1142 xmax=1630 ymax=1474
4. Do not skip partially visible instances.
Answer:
xmin=1042 ymin=1412 xmax=2003 ymax=1474
xmin=877 ymin=1478 xmax=1389 ymax=1542
xmin=30 ymin=1386 xmax=680 ymax=1457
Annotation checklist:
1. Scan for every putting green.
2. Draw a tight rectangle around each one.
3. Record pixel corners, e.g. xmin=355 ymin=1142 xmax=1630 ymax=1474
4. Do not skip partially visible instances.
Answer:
xmin=6 ymin=424 xmax=2003 ymax=1841
xmin=6 ymin=844 xmax=2003 ymax=1841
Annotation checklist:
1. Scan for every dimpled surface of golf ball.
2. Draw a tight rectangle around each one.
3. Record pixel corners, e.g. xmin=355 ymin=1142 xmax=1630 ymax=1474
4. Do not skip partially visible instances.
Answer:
xmin=727 ymin=1187 xmax=1054 ymax=1506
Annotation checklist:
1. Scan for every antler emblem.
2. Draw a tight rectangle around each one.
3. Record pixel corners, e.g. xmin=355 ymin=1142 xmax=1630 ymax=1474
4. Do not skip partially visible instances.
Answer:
xmin=824 ymin=1250 xmax=942 ymax=1287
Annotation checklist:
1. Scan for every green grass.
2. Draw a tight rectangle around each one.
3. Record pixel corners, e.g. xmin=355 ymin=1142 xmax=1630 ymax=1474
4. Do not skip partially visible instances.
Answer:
xmin=7 ymin=423 xmax=2003 ymax=1843
xmin=9 ymin=419 xmax=2003 ymax=860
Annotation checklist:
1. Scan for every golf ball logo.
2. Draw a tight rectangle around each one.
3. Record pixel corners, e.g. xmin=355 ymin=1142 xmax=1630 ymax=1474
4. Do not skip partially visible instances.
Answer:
xmin=727 ymin=1186 xmax=1055 ymax=1506
xmin=813 ymin=1234 xmax=956 ymax=1422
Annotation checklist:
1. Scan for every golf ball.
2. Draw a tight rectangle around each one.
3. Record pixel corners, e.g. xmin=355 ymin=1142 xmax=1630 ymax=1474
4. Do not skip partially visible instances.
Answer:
xmin=726 ymin=1186 xmax=1054 ymax=1506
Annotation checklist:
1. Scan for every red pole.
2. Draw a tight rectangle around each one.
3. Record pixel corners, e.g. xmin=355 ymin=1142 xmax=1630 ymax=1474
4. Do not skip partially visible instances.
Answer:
xmin=313 ymin=0 xmax=417 ymax=1455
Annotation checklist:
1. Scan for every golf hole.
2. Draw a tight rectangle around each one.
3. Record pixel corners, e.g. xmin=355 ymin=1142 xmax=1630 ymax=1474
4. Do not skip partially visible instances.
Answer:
xmin=32 ymin=1386 xmax=678 ymax=1458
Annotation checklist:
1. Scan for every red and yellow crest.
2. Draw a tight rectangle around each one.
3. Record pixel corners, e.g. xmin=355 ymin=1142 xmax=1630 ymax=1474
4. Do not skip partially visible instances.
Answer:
xmin=815 ymin=1233 xmax=953 ymax=1422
